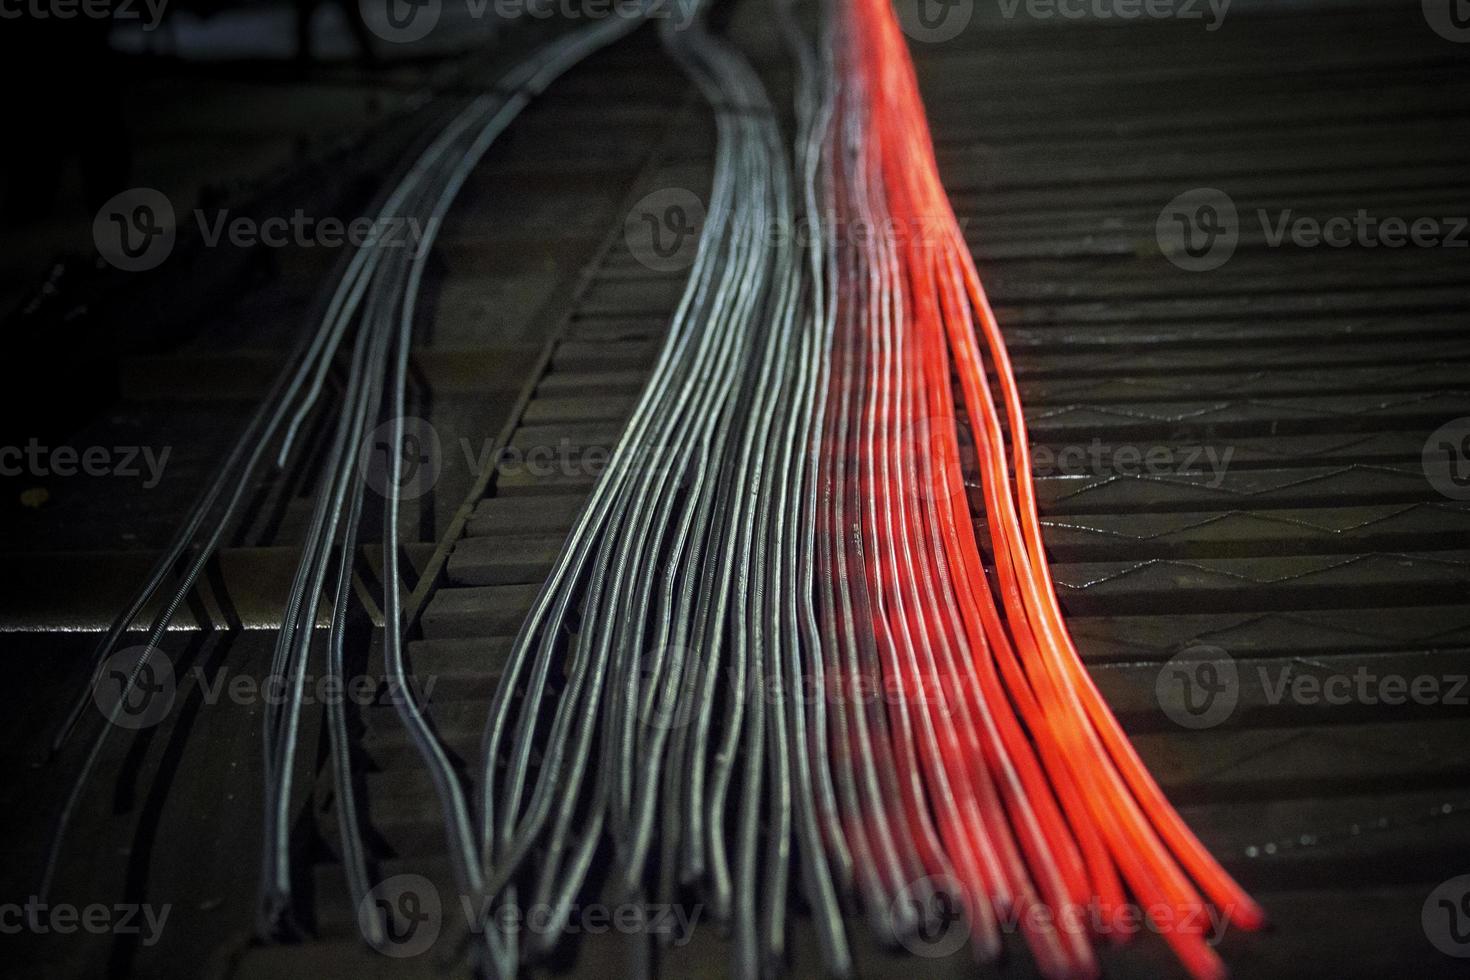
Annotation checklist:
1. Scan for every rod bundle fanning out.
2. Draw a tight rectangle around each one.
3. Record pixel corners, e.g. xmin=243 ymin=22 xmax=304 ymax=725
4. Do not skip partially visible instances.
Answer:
xmin=55 ymin=2 xmax=1263 ymax=978
xmin=476 ymin=1 xmax=1263 ymax=980
xmin=808 ymin=0 xmax=1268 ymax=976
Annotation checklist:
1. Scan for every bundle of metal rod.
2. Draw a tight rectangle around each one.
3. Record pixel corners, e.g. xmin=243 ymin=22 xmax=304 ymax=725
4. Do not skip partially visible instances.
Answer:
xmin=814 ymin=0 xmax=1269 ymax=977
xmin=52 ymin=1 xmax=1263 ymax=977
xmin=40 ymin=15 xmax=649 ymax=961
xmin=480 ymin=3 xmax=1263 ymax=980
xmin=472 ymin=3 xmax=857 ymax=978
